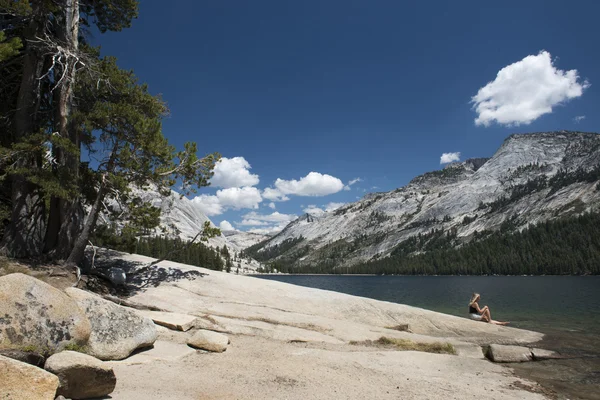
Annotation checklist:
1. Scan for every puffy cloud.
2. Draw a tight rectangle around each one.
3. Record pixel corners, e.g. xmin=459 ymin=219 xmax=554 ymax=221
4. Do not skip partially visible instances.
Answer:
xmin=344 ymin=177 xmax=362 ymax=191
xmin=303 ymin=202 xmax=346 ymax=215
xmin=440 ymin=152 xmax=461 ymax=164
xmin=573 ymin=115 xmax=586 ymax=123
xmin=238 ymin=211 xmax=297 ymax=235
xmin=472 ymin=51 xmax=590 ymax=126
xmin=262 ymin=187 xmax=289 ymax=202
xmin=247 ymin=223 xmax=288 ymax=235
xmin=238 ymin=219 xmax=270 ymax=226
xmin=210 ymin=157 xmax=259 ymax=188
xmin=268 ymin=202 xmax=276 ymax=209
xmin=219 ymin=220 xmax=235 ymax=231
xmin=191 ymin=186 xmax=262 ymax=216
xmin=274 ymin=172 xmax=344 ymax=197
xmin=242 ymin=211 xmax=296 ymax=223
xmin=191 ymin=195 xmax=223 ymax=216
xmin=303 ymin=205 xmax=324 ymax=215
xmin=216 ymin=187 xmax=262 ymax=209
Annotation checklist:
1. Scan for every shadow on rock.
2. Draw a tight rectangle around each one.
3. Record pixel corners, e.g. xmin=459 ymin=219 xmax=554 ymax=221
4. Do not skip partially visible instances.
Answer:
xmin=82 ymin=248 xmax=206 ymax=296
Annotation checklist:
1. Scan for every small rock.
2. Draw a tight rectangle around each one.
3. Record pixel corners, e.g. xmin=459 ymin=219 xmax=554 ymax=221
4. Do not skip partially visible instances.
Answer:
xmin=188 ymin=330 xmax=229 ymax=352
xmin=107 ymin=267 xmax=126 ymax=286
xmin=137 ymin=310 xmax=197 ymax=332
xmin=45 ymin=350 xmax=116 ymax=399
xmin=0 ymin=349 xmax=45 ymax=368
xmin=65 ymin=288 xmax=157 ymax=360
xmin=0 ymin=273 xmax=91 ymax=353
xmin=530 ymin=348 xmax=561 ymax=360
xmin=486 ymin=344 xmax=532 ymax=363
xmin=0 ymin=354 xmax=59 ymax=399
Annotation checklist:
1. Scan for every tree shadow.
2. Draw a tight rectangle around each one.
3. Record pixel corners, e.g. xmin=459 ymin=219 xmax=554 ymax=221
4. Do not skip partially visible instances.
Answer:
xmin=84 ymin=247 xmax=206 ymax=296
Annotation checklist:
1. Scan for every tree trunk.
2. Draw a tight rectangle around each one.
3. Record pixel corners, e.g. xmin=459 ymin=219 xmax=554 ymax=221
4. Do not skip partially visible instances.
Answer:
xmin=0 ymin=3 xmax=47 ymax=258
xmin=44 ymin=0 xmax=82 ymax=257
xmin=66 ymin=178 xmax=105 ymax=266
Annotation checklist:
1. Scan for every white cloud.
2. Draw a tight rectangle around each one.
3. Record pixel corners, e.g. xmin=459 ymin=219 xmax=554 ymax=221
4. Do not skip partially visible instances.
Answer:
xmin=210 ymin=157 xmax=259 ymax=188
xmin=472 ymin=51 xmax=590 ymax=126
xmin=219 ymin=220 xmax=235 ymax=231
xmin=191 ymin=186 xmax=262 ymax=216
xmin=303 ymin=205 xmax=324 ymax=215
xmin=274 ymin=172 xmax=344 ymax=197
xmin=239 ymin=211 xmax=297 ymax=235
xmin=303 ymin=202 xmax=346 ymax=215
xmin=440 ymin=152 xmax=461 ymax=164
xmin=268 ymin=202 xmax=276 ymax=209
xmin=262 ymin=187 xmax=290 ymax=202
xmin=242 ymin=211 xmax=296 ymax=223
xmin=344 ymin=177 xmax=362 ymax=191
xmin=573 ymin=115 xmax=586 ymax=123
xmin=216 ymin=187 xmax=262 ymax=209
xmin=248 ymin=223 xmax=288 ymax=235
xmin=191 ymin=195 xmax=223 ymax=216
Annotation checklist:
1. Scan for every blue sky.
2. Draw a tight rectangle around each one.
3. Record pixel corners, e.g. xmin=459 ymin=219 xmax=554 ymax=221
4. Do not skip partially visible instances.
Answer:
xmin=93 ymin=0 xmax=599 ymax=234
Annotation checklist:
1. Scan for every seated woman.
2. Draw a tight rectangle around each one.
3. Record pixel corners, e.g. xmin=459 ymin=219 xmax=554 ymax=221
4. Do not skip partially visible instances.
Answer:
xmin=468 ymin=293 xmax=509 ymax=325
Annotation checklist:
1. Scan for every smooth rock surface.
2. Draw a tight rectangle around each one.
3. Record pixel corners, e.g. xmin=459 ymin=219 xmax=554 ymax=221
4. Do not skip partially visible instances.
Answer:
xmin=136 ymin=310 xmax=197 ymax=331
xmin=530 ymin=347 xmax=561 ymax=360
xmin=0 ymin=273 xmax=91 ymax=353
xmin=487 ymin=344 xmax=533 ymax=363
xmin=64 ymin=288 xmax=157 ymax=360
xmin=0 ymin=354 xmax=59 ymax=400
xmin=107 ymin=340 xmax=196 ymax=365
xmin=45 ymin=350 xmax=116 ymax=399
xmin=188 ymin=330 xmax=229 ymax=352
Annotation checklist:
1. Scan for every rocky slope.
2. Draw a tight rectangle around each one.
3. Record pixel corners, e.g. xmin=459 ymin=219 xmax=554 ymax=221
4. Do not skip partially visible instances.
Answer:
xmin=222 ymin=230 xmax=270 ymax=250
xmin=250 ymin=131 xmax=600 ymax=269
xmin=98 ymin=187 xmax=265 ymax=272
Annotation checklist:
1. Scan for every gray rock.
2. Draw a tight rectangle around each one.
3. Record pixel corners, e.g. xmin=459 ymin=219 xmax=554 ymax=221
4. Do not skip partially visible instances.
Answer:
xmin=0 ymin=354 xmax=59 ymax=399
xmin=0 ymin=349 xmax=45 ymax=368
xmin=45 ymin=350 xmax=116 ymax=399
xmin=530 ymin=347 xmax=560 ymax=360
xmin=486 ymin=344 xmax=532 ymax=363
xmin=0 ymin=273 xmax=91 ymax=354
xmin=107 ymin=267 xmax=126 ymax=286
xmin=187 ymin=330 xmax=229 ymax=352
xmin=64 ymin=288 xmax=157 ymax=360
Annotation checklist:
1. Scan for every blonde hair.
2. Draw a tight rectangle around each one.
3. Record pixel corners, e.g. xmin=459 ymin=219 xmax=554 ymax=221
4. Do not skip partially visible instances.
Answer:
xmin=469 ymin=293 xmax=480 ymax=305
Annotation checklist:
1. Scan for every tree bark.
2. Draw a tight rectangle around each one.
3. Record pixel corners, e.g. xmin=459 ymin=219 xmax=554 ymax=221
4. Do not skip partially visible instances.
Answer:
xmin=66 ymin=176 xmax=105 ymax=266
xmin=44 ymin=0 xmax=82 ymax=258
xmin=0 ymin=3 xmax=47 ymax=257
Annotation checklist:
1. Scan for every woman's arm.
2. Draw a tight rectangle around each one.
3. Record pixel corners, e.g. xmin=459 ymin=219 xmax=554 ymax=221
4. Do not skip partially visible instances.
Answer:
xmin=473 ymin=302 xmax=488 ymax=313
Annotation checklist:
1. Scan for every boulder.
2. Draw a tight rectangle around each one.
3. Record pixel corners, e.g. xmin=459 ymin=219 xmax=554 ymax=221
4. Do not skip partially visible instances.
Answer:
xmin=187 ymin=330 xmax=229 ymax=352
xmin=0 ymin=273 xmax=91 ymax=354
xmin=45 ymin=350 xmax=116 ymax=399
xmin=136 ymin=310 xmax=197 ymax=332
xmin=0 ymin=354 xmax=59 ymax=399
xmin=530 ymin=347 xmax=561 ymax=360
xmin=64 ymin=288 xmax=157 ymax=360
xmin=486 ymin=344 xmax=532 ymax=363
xmin=0 ymin=349 xmax=45 ymax=368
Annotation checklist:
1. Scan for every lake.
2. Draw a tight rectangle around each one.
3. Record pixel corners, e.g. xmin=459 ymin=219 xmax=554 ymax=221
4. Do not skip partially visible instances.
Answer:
xmin=255 ymin=275 xmax=600 ymax=399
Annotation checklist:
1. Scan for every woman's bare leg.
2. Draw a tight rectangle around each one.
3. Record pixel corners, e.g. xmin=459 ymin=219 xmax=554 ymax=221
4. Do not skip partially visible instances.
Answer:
xmin=486 ymin=308 xmax=509 ymax=325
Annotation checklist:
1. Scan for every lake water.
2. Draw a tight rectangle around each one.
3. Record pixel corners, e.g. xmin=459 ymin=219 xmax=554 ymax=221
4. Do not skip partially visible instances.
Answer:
xmin=255 ymin=275 xmax=600 ymax=399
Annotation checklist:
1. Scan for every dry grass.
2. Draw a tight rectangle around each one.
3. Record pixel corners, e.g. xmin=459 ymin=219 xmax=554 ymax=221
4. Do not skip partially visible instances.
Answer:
xmin=350 ymin=336 xmax=457 ymax=355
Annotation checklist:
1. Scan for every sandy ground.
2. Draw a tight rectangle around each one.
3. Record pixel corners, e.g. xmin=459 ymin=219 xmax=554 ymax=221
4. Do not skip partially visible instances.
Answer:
xmin=97 ymin=250 xmax=550 ymax=399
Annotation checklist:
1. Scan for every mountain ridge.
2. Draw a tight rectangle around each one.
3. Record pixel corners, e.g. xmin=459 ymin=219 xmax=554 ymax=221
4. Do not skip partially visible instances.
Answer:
xmin=245 ymin=131 xmax=600 ymax=271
